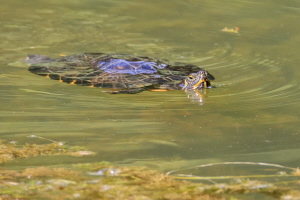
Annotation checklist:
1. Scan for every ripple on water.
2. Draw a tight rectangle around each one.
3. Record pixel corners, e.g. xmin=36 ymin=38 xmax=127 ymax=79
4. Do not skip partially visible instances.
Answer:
xmin=197 ymin=47 xmax=299 ymax=110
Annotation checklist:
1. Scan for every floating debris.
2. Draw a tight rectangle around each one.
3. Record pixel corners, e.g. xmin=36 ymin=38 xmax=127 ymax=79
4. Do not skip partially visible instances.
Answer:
xmin=221 ymin=27 xmax=239 ymax=34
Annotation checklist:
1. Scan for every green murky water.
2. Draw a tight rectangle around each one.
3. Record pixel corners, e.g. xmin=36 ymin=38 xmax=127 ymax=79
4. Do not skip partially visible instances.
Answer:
xmin=1 ymin=0 xmax=300 ymax=187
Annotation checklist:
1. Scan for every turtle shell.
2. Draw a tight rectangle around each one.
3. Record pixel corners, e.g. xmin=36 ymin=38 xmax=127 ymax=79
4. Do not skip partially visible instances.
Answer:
xmin=25 ymin=53 xmax=214 ymax=93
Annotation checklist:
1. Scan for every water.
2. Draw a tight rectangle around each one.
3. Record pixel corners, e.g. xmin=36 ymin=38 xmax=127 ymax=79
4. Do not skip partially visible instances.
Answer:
xmin=1 ymin=0 xmax=300 ymax=186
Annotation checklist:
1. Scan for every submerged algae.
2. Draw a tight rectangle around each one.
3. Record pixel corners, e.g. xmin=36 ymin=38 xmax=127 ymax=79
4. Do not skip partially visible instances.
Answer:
xmin=0 ymin=139 xmax=95 ymax=164
xmin=0 ymin=162 xmax=300 ymax=200
xmin=1 ymin=139 xmax=300 ymax=199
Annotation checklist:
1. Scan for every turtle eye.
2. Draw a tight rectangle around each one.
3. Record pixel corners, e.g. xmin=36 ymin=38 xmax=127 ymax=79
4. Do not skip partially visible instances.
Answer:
xmin=188 ymin=75 xmax=195 ymax=80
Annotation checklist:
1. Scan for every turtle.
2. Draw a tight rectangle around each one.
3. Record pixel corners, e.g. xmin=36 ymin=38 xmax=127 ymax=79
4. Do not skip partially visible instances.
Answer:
xmin=25 ymin=53 xmax=215 ymax=95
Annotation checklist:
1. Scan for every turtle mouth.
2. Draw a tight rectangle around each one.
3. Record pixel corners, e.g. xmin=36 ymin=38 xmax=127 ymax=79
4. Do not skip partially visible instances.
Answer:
xmin=198 ymin=79 xmax=211 ymax=88
xmin=192 ymin=80 xmax=211 ymax=89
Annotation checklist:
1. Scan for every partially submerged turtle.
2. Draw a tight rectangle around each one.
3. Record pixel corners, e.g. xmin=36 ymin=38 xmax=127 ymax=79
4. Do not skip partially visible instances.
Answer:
xmin=25 ymin=53 xmax=214 ymax=94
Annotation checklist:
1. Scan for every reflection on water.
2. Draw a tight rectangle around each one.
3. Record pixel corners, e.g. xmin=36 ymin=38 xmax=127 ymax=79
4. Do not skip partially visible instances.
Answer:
xmin=0 ymin=0 xmax=300 ymax=188
xmin=184 ymin=88 xmax=209 ymax=105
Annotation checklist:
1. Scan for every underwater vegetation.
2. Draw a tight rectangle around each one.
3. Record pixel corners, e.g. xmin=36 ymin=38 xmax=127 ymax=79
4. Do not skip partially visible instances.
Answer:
xmin=0 ymin=138 xmax=300 ymax=200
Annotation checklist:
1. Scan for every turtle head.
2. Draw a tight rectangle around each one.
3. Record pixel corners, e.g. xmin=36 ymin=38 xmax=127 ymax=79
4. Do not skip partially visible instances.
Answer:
xmin=182 ymin=70 xmax=214 ymax=90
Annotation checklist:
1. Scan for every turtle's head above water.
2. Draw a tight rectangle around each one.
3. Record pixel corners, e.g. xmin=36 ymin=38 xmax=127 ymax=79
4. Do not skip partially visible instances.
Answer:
xmin=181 ymin=70 xmax=214 ymax=90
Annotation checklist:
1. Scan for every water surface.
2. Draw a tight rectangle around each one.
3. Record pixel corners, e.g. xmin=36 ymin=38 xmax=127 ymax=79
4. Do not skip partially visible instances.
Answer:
xmin=1 ymin=0 xmax=300 ymax=187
